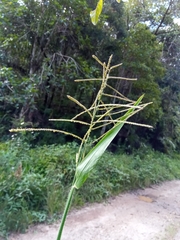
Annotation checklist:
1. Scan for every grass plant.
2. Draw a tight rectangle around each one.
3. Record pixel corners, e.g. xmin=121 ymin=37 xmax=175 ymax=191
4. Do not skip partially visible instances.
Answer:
xmin=10 ymin=55 xmax=152 ymax=239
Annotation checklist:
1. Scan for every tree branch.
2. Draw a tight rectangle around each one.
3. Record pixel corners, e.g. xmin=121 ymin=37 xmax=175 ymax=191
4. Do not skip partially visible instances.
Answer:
xmin=154 ymin=0 xmax=172 ymax=35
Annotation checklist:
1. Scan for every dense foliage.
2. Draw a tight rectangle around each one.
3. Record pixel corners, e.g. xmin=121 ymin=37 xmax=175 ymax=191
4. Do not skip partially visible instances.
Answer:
xmin=1 ymin=140 xmax=180 ymax=238
xmin=0 ymin=0 xmax=180 ymax=152
xmin=0 ymin=0 xmax=180 ymax=237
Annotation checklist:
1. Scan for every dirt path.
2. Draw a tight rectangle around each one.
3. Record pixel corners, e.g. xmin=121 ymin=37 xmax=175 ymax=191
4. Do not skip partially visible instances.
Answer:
xmin=10 ymin=180 xmax=180 ymax=240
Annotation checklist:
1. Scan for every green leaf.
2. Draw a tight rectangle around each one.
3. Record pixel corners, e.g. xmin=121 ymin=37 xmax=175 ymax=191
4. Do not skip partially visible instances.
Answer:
xmin=74 ymin=95 xmax=144 ymax=189
xmin=116 ymin=0 xmax=121 ymax=3
xmin=90 ymin=0 xmax=103 ymax=25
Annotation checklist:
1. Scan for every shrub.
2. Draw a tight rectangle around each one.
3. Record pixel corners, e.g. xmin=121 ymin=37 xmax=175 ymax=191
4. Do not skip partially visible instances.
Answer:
xmin=0 ymin=140 xmax=180 ymax=237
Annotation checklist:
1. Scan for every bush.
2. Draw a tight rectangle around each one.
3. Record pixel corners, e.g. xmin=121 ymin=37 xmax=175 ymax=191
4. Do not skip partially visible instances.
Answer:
xmin=0 ymin=140 xmax=180 ymax=237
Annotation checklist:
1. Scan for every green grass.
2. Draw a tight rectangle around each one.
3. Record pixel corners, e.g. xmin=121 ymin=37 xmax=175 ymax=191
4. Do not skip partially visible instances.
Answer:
xmin=0 ymin=140 xmax=180 ymax=238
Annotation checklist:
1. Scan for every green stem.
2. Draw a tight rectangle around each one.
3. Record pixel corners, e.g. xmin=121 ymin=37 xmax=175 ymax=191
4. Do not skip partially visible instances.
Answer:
xmin=56 ymin=186 xmax=75 ymax=240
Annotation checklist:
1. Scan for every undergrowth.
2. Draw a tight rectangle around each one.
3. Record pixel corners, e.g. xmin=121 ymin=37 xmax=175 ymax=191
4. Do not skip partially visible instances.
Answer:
xmin=0 ymin=139 xmax=180 ymax=238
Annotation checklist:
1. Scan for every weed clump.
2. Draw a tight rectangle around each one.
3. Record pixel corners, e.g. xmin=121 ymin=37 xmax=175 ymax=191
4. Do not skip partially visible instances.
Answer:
xmin=1 ymin=140 xmax=180 ymax=238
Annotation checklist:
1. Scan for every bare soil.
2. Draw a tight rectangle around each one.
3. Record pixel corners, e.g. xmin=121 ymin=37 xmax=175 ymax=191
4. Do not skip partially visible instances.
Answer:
xmin=10 ymin=180 xmax=180 ymax=240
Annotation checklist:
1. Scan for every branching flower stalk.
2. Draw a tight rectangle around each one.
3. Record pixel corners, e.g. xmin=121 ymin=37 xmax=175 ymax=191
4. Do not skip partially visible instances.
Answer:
xmin=10 ymin=55 xmax=152 ymax=240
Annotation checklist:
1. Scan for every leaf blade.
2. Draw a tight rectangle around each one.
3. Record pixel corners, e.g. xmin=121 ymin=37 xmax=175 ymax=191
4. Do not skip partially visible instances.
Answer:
xmin=90 ymin=0 xmax=103 ymax=25
xmin=74 ymin=95 xmax=144 ymax=189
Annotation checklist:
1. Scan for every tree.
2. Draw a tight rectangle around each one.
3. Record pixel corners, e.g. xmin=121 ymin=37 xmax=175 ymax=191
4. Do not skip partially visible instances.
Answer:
xmin=121 ymin=0 xmax=180 ymax=152
xmin=0 ymin=2 xmax=91 ymax=113
xmin=0 ymin=0 xmax=126 ymax=142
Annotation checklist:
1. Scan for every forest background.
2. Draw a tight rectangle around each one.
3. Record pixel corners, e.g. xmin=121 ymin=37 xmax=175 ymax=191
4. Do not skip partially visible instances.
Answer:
xmin=0 ymin=0 xmax=180 ymax=238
